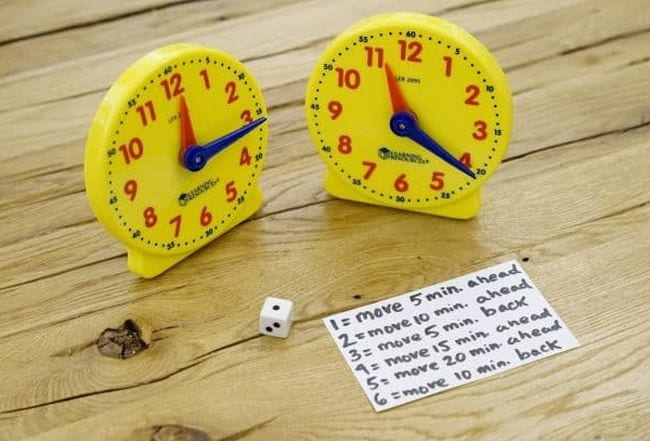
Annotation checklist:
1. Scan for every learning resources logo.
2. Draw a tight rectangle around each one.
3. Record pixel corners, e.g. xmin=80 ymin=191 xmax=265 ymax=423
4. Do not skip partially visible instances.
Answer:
xmin=378 ymin=147 xmax=429 ymax=164
xmin=178 ymin=177 xmax=219 ymax=206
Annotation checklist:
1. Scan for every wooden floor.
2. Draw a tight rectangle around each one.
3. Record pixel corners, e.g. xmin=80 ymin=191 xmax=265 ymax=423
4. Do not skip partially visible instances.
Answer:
xmin=1 ymin=0 xmax=649 ymax=439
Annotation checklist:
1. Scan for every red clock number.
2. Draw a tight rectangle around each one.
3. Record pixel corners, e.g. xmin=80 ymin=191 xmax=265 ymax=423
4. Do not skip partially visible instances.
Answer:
xmin=460 ymin=152 xmax=472 ymax=168
xmin=160 ymin=73 xmax=185 ymax=100
xmin=240 ymin=110 xmax=253 ymax=123
xmin=338 ymin=135 xmax=352 ymax=154
xmin=118 ymin=137 xmax=144 ymax=164
xmin=443 ymin=56 xmax=452 ymax=77
xmin=169 ymin=215 xmax=181 ymax=238
xmin=430 ymin=172 xmax=445 ymax=190
xmin=394 ymin=174 xmax=409 ymax=192
xmin=143 ymin=207 xmax=158 ymax=228
xmin=398 ymin=40 xmax=423 ymax=62
xmin=225 ymin=81 xmax=239 ymax=103
xmin=225 ymin=181 xmax=238 ymax=202
xmin=335 ymin=67 xmax=361 ymax=89
xmin=364 ymin=46 xmax=384 ymax=67
xmin=136 ymin=100 xmax=156 ymax=126
xmin=123 ymin=179 xmax=138 ymax=201
xmin=465 ymin=85 xmax=480 ymax=106
xmin=199 ymin=69 xmax=210 ymax=89
xmin=200 ymin=206 xmax=213 ymax=226
xmin=328 ymin=101 xmax=343 ymax=120
xmin=473 ymin=120 xmax=488 ymax=140
xmin=361 ymin=161 xmax=377 ymax=180
xmin=240 ymin=147 xmax=251 ymax=166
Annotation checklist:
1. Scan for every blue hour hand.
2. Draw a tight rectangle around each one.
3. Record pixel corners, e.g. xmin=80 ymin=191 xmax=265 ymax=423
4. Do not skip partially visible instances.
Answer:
xmin=389 ymin=111 xmax=475 ymax=179
xmin=183 ymin=117 xmax=267 ymax=172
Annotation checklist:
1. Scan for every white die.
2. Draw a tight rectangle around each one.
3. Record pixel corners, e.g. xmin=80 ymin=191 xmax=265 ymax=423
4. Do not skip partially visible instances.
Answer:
xmin=260 ymin=297 xmax=294 ymax=338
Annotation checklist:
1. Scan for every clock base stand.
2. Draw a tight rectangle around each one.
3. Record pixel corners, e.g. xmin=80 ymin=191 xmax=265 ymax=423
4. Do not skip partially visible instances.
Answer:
xmin=324 ymin=171 xmax=480 ymax=220
xmin=126 ymin=188 xmax=264 ymax=278
xmin=127 ymin=248 xmax=193 ymax=279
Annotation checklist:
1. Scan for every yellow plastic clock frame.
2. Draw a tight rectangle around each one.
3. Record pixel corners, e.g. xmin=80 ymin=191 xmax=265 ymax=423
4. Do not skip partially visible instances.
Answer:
xmin=85 ymin=44 xmax=267 ymax=278
xmin=305 ymin=13 xmax=513 ymax=219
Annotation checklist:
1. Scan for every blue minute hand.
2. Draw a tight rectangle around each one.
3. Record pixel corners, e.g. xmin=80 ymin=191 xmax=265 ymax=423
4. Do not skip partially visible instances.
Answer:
xmin=183 ymin=117 xmax=267 ymax=172
xmin=389 ymin=111 xmax=475 ymax=179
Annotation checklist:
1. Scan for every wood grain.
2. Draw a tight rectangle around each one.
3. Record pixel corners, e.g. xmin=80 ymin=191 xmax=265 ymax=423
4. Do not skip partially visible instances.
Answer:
xmin=0 ymin=0 xmax=649 ymax=439
xmin=0 ymin=0 xmax=176 ymax=42
xmin=0 ymin=0 xmax=303 ymax=76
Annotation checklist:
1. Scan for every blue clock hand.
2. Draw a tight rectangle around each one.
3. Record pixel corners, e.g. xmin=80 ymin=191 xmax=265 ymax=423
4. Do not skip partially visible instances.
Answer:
xmin=183 ymin=117 xmax=267 ymax=172
xmin=389 ymin=111 xmax=475 ymax=179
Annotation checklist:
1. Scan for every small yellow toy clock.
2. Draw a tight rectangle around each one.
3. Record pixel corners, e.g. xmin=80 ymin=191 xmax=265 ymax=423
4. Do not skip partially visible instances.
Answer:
xmin=85 ymin=44 xmax=268 ymax=278
xmin=305 ymin=13 xmax=512 ymax=219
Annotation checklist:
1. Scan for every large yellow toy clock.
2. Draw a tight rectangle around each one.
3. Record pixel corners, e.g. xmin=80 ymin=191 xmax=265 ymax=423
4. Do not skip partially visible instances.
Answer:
xmin=85 ymin=44 xmax=268 ymax=278
xmin=305 ymin=13 xmax=512 ymax=219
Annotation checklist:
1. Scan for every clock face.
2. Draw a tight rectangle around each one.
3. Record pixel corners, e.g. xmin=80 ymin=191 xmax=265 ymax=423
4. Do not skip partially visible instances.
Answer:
xmin=85 ymin=44 xmax=267 ymax=255
xmin=306 ymin=14 xmax=512 ymax=210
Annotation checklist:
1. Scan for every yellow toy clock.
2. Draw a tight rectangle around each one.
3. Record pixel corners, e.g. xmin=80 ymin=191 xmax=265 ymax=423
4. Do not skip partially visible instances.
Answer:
xmin=85 ymin=44 xmax=268 ymax=278
xmin=305 ymin=13 xmax=512 ymax=219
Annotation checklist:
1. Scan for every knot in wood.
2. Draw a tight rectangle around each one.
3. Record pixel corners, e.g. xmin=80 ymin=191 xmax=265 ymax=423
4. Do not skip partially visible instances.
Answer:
xmin=96 ymin=318 xmax=152 ymax=359
xmin=150 ymin=425 xmax=211 ymax=441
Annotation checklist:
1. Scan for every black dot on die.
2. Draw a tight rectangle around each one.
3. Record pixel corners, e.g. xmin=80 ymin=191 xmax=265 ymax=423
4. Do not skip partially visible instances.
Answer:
xmin=272 ymin=305 xmax=280 ymax=311
xmin=265 ymin=327 xmax=273 ymax=332
xmin=273 ymin=322 xmax=281 ymax=328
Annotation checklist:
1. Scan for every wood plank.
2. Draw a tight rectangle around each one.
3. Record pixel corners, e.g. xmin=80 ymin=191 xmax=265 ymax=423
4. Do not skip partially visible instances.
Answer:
xmin=1 ymin=0 xmax=189 ymax=42
xmin=0 ymin=0 xmax=305 ymax=76
xmin=508 ymin=30 xmax=650 ymax=94
xmin=6 ymin=198 xmax=650 ymax=440
xmin=511 ymin=61 xmax=650 ymax=152
xmin=475 ymin=0 xmax=650 ymax=71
